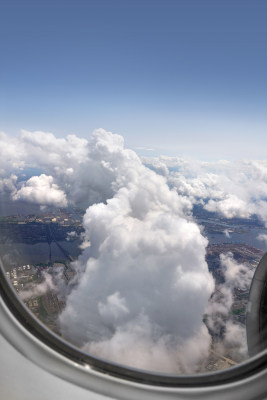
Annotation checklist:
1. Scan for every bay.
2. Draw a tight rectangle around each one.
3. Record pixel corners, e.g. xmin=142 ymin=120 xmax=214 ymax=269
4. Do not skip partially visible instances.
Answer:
xmin=0 ymin=239 xmax=82 ymax=271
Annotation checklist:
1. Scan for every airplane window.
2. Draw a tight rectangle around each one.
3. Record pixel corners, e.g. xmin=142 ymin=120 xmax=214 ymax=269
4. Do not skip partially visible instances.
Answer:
xmin=1 ymin=130 xmax=267 ymax=388
xmin=1 ymin=1 xmax=267 ymax=399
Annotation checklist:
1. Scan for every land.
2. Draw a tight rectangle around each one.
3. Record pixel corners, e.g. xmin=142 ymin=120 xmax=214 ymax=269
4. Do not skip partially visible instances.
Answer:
xmin=0 ymin=207 xmax=84 ymax=245
xmin=6 ymin=261 xmax=74 ymax=335
xmin=2 ymin=206 xmax=266 ymax=373
xmin=2 ymin=207 xmax=83 ymax=333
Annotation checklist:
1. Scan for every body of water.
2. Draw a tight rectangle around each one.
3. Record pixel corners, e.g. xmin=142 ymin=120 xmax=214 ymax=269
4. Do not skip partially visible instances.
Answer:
xmin=0 ymin=193 xmax=43 ymax=217
xmin=0 ymin=239 xmax=82 ymax=271
xmin=206 ymin=227 xmax=267 ymax=251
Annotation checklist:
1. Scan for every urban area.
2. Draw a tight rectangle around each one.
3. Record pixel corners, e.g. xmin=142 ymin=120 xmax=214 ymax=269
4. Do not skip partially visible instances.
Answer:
xmin=1 ymin=206 xmax=265 ymax=373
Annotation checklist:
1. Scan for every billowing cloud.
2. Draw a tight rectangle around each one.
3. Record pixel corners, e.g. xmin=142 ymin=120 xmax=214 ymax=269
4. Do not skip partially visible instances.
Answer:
xmin=0 ymin=132 xmax=25 ymax=174
xmin=205 ymin=195 xmax=251 ymax=219
xmin=58 ymin=132 xmax=215 ymax=374
xmin=144 ymin=156 xmax=267 ymax=224
xmin=2 ymin=129 xmax=267 ymax=222
xmin=12 ymin=174 xmax=67 ymax=208
xmin=0 ymin=129 xmax=118 ymax=207
xmin=1 ymin=127 xmax=265 ymax=372
xmin=0 ymin=132 xmax=25 ymax=192
xmin=0 ymin=128 xmax=216 ymax=372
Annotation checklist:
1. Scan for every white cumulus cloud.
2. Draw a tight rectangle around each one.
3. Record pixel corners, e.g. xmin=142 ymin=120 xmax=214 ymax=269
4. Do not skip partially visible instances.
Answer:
xmin=12 ymin=174 xmax=67 ymax=208
xmin=144 ymin=156 xmax=267 ymax=224
xmin=58 ymin=130 xmax=215 ymax=374
xmin=1 ymin=127 xmax=265 ymax=372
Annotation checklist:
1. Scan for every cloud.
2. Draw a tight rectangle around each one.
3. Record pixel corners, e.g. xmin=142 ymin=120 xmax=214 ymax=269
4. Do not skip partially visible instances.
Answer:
xmin=0 ymin=129 xmax=115 ymax=207
xmin=224 ymin=229 xmax=230 ymax=238
xmin=1 ymin=127 xmax=264 ymax=372
xmin=205 ymin=194 xmax=251 ymax=219
xmin=2 ymin=130 xmax=267 ymax=223
xmin=144 ymin=156 xmax=267 ymax=224
xmin=0 ymin=174 xmax=17 ymax=193
xmin=205 ymin=253 xmax=254 ymax=361
xmin=66 ymin=231 xmax=78 ymax=241
xmin=0 ymin=128 xmax=215 ymax=372
xmin=0 ymin=132 xmax=26 ymax=174
xmin=19 ymin=271 xmax=55 ymax=300
xmin=224 ymin=321 xmax=248 ymax=360
xmin=12 ymin=174 xmax=67 ymax=208
xmin=257 ymin=233 xmax=267 ymax=245
xmin=220 ymin=252 xmax=254 ymax=290
xmin=58 ymin=130 xmax=215 ymax=374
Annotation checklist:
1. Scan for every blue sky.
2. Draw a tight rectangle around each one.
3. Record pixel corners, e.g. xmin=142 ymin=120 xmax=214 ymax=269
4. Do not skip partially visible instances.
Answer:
xmin=0 ymin=0 xmax=266 ymax=159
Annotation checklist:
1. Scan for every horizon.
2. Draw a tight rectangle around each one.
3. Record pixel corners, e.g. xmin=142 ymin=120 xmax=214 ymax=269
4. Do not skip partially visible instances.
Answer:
xmin=1 ymin=0 xmax=267 ymax=159
xmin=1 ymin=0 xmax=267 ymax=375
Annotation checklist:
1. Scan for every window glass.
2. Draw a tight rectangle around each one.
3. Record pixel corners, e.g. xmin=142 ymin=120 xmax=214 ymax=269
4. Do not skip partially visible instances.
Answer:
xmin=1 ymin=0 xmax=267 ymax=378
xmin=1 ymin=129 xmax=266 ymax=375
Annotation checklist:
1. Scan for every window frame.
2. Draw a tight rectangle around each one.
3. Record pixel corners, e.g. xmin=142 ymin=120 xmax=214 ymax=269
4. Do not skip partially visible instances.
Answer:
xmin=1 ymin=260 xmax=267 ymax=400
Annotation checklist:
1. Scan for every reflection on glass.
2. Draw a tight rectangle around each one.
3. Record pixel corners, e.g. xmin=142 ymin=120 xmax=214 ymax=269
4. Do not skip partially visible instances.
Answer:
xmin=1 ymin=130 xmax=267 ymax=374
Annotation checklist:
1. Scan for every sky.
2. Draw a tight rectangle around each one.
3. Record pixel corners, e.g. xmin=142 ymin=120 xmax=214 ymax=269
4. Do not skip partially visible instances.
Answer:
xmin=0 ymin=0 xmax=267 ymax=159
xmin=0 ymin=1 xmax=266 ymax=370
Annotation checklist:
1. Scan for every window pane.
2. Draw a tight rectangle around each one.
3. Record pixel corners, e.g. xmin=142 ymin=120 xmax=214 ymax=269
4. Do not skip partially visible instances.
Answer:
xmin=1 ymin=130 xmax=267 ymax=375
